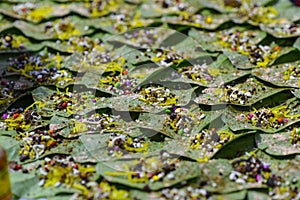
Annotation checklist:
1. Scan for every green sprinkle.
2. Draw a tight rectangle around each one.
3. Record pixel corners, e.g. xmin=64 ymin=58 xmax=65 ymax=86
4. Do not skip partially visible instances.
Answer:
xmin=165 ymin=109 xmax=171 ymax=114
xmin=178 ymin=129 xmax=184 ymax=134
xmin=114 ymin=82 xmax=120 ymax=88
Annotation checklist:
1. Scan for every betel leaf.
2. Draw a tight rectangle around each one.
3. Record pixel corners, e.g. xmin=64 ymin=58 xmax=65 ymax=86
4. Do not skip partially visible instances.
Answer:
xmin=0 ymin=135 xmax=20 ymax=161
xmin=130 ymin=183 xmax=247 ymax=200
xmin=199 ymin=0 xmax=274 ymax=13
xmin=188 ymin=27 xmax=267 ymax=52
xmin=105 ymin=28 xmax=175 ymax=50
xmin=68 ymin=1 xmax=124 ymax=18
xmin=19 ymin=137 xmax=96 ymax=163
xmin=224 ymin=46 xmax=295 ymax=69
xmin=256 ymin=132 xmax=300 ymax=156
xmin=194 ymin=77 xmax=289 ymax=106
xmin=32 ymin=86 xmax=109 ymax=117
xmin=0 ymin=18 xmax=14 ymax=33
xmin=212 ymin=190 xmax=247 ymax=200
xmin=293 ymin=89 xmax=300 ymax=99
xmin=198 ymin=159 xmax=266 ymax=194
xmin=162 ymin=11 xmax=231 ymax=31
xmin=253 ymin=150 xmax=300 ymax=189
xmin=136 ymin=107 xmax=217 ymax=138
xmin=79 ymin=133 xmax=163 ymax=162
xmin=222 ymin=98 xmax=300 ymax=133
xmin=13 ymin=16 xmax=94 ymax=41
xmin=0 ymin=2 xmax=71 ymax=23
xmin=171 ymin=54 xmax=250 ymax=87
xmin=275 ymin=0 xmax=300 ymax=22
xmin=259 ymin=23 xmax=300 ymax=39
xmin=212 ymin=131 xmax=257 ymax=159
xmin=293 ymin=36 xmax=300 ymax=51
xmin=0 ymin=130 xmax=17 ymax=137
xmin=253 ymin=61 xmax=300 ymax=89
xmin=95 ymin=157 xmax=200 ymax=190
xmin=246 ymin=190 xmax=269 ymax=200
xmin=103 ymin=86 xmax=195 ymax=113
xmin=161 ymin=126 xmax=236 ymax=161
xmin=10 ymin=171 xmax=79 ymax=199
xmin=139 ymin=0 xmax=201 ymax=18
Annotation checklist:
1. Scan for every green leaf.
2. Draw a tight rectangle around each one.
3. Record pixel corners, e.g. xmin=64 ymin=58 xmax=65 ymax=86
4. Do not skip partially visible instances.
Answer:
xmin=253 ymin=61 xmax=300 ymax=89
xmin=189 ymin=27 xmax=266 ymax=52
xmin=222 ymin=98 xmax=300 ymax=133
xmin=0 ymin=2 xmax=71 ymax=23
xmin=293 ymin=37 xmax=300 ymax=51
xmin=246 ymin=190 xmax=269 ymax=200
xmin=0 ymin=135 xmax=20 ymax=161
xmin=10 ymin=171 xmax=79 ymax=199
xmin=170 ymin=54 xmax=250 ymax=87
xmin=256 ymin=132 xmax=300 ymax=156
xmin=275 ymin=0 xmax=300 ymax=22
xmin=259 ymin=23 xmax=300 ymax=38
xmin=293 ymin=89 xmax=300 ymax=99
xmin=79 ymin=133 xmax=163 ymax=161
xmin=95 ymin=156 xmax=200 ymax=190
xmin=212 ymin=131 xmax=257 ymax=159
xmin=32 ymin=86 xmax=108 ymax=117
xmin=195 ymin=77 xmax=289 ymax=106
xmin=162 ymin=12 xmax=231 ymax=30
xmin=224 ymin=46 xmax=294 ymax=69
xmin=13 ymin=16 xmax=94 ymax=41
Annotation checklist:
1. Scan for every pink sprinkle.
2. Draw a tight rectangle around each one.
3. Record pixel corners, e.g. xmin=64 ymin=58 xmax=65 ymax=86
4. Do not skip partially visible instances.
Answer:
xmin=125 ymin=81 xmax=131 ymax=86
xmin=256 ymin=174 xmax=261 ymax=182
xmin=263 ymin=164 xmax=269 ymax=170
xmin=2 ymin=113 xmax=8 ymax=120
xmin=247 ymin=113 xmax=253 ymax=120
xmin=148 ymin=172 xmax=153 ymax=178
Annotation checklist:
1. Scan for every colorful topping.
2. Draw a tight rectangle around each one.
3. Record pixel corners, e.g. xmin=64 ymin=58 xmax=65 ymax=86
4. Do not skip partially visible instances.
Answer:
xmin=290 ymin=127 xmax=300 ymax=147
xmin=12 ymin=2 xmax=53 ymax=22
xmin=238 ymin=104 xmax=300 ymax=129
xmin=106 ymin=133 xmax=148 ymax=157
xmin=0 ymin=34 xmax=28 ymax=50
xmin=219 ymin=29 xmax=280 ymax=67
xmin=2 ymin=107 xmax=41 ymax=131
xmin=106 ymin=151 xmax=178 ymax=183
xmin=164 ymin=106 xmax=203 ymax=135
xmin=189 ymin=128 xmax=233 ymax=153
xmin=44 ymin=19 xmax=81 ymax=41
xmin=71 ymin=113 xmax=118 ymax=134
xmin=197 ymin=78 xmax=267 ymax=105
xmin=138 ymin=86 xmax=178 ymax=106
xmin=17 ymin=128 xmax=59 ymax=161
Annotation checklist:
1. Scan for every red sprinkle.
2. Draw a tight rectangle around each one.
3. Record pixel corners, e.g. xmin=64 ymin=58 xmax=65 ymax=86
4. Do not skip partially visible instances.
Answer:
xmin=15 ymin=164 xmax=22 ymax=170
xmin=73 ymin=164 xmax=78 ymax=169
xmin=278 ymin=117 xmax=284 ymax=123
xmin=49 ymin=141 xmax=57 ymax=147
xmin=61 ymin=102 xmax=68 ymax=109
xmin=247 ymin=113 xmax=253 ymax=120
xmin=50 ymin=160 xmax=55 ymax=166
xmin=1 ymin=80 xmax=6 ymax=85
xmin=122 ymin=70 xmax=128 ymax=75
xmin=13 ymin=113 xmax=20 ymax=119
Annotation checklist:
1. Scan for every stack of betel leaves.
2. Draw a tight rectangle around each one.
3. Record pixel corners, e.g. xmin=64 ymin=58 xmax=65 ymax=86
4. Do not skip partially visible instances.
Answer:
xmin=1 ymin=0 xmax=300 ymax=199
